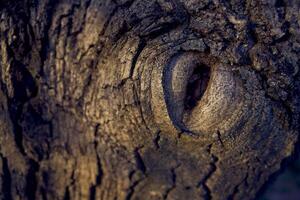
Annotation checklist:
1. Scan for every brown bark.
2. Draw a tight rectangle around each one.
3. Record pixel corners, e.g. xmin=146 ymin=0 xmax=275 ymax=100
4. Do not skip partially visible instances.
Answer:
xmin=0 ymin=0 xmax=300 ymax=199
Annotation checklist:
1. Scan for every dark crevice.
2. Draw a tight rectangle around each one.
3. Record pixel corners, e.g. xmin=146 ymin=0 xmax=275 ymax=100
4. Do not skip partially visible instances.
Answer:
xmin=215 ymin=131 xmax=224 ymax=147
xmin=1 ymin=1 xmax=40 ymax=159
xmin=25 ymin=159 xmax=40 ymax=200
xmin=106 ymin=0 xmax=136 ymax=43
xmin=112 ymin=0 xmax=133 ymax=7
xmin=119 ymin=38 xmax=146 ymax=87
xmin=1 ymin=12 xmax=41 ymax=197
xmin=163 ymin=165 xmax=180 ymax=200
xmin=125 ymin=173 xmax=142 ymax=200
xmin=1 ymin=9 xmax=39 ymax=154
xmin=89 ymin=125 xmax=103 ymax=200
xmin=125 ymin=146 xmax=148 ymax=198
xmin=134 ymin=148 xmax=146 ymax=173
xmin=6 ymin=61 xmax=38 ymax=157
xmin=63 ymin=187 xmax=70 ymax=200
xmin=68 ymin=0 xmax=92 ymax=38
xmin=130 ymin=39 xmax=146 ymax=79
xmin=143 ymin=21 xmax=181 ymax=40
xmin=184 ymin=64 xmax=211 ymax=110
xmin=139 ymin=0 xmax=188 ymax=40
xmin=20 ymin=103 xmax=53 ymax=160
xmin=227 ymin=173 xmax=248 ymax=200
xmin=132 ymin=84 xmax=152 ymax=132
xmin=198 ymin=146 xmax=218 ymax=200
xmin=247 ymin=22 xmax=258 ymax=44
xmin=62 ymin=3 xmax=82 ymax=37
xmin=9 ymin=115 xmax=26 ymax=155
xmin=153 ymin=131 xmax=161 ymax=149
xmin=39 ymin=0 xmax=59 ymax=76
xmin=40 ymin=187 xmax=48 ymax=200
xmin=125 ymin=187 xmax=135 ymax=200
xmin=275 ymin=0 xmax=285 ymax=8
xmin=89 ymin=154 xmax=103 ymax=200
xmin=0 ymin=23 xmax=41 ymax=200
xmin=227 ymin=185 xmax=239 ymax=200
xmin=113 ymin=22 xmax=130 ymax=42
xmin=271 ymin=22 xmax=291 ymax=45
xmin=199 ymin=163 xmax=216 ymax=200
xmin=273 ymin=29 xmax=291 ymax=44
xmin=1 ymin=154 xmax=13 ymax=200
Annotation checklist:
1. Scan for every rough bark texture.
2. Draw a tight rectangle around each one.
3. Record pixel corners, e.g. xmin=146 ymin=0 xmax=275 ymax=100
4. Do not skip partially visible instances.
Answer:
xmin=0 ymin=0 xmax=300 ymax=200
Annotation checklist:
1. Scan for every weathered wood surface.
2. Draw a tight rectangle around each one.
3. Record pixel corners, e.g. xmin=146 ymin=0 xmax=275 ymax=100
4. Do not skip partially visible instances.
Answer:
xmin=0 ymin=0 xmax=299 ymax=199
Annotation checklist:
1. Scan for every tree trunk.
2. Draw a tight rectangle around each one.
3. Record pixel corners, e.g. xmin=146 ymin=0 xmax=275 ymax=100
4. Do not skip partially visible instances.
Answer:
xmin=0 ymin=0 xmax=299 ymax=199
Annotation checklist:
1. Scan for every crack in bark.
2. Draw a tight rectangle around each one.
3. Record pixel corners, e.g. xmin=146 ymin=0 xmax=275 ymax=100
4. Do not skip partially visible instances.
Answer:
xmin=227 ymin=173 xmax=249 ymax=200
xmin=126 ymin=146 xmax=148 ymax=200
xmin=63 ymin=187 xmax=70 ymax=200
xmin=133 ymin=83 xmax=152 ymax=132
xmin=153 ymin=131 xmax=161 ymax=149
xmin=62 ymin=167 xmax=76 ymax=200
xmin=2 ymin=32 xmax=41 ymax=200
xmin=125 ymin=170 xmax=145 ymax=200
xmin=134 ymin=146 xmax=146 ymax=173
xmin=89 ymin=124 xmax=103 ymax=200
xmin=197 ymin=145 xmax=218 ymax=200
xmin=0 ymin=153 xmax=13 ymax=200
xmin=213 ymin=130 xmax=224 ymax=147
xmin=89 ymin=152 xmax=103 ymax=200
xmin=200 ymin=161 xmax=217 ymax=200
xmin=3 ymin=42 xmax=40 ymax=200
xmin=4 ymin=51 xmax=38 ymax=157
xmin=68 ymin=0 xmax=92 ymax=37
xmin=25 ymin=159 xmax=40 ymax=200
xmin=163 ymin=164 xmax=180 ymax=200
xmin=119 ymin=38 xmax=147 ymax=86
xmin=39 ymin=0 xmax=59 ymax=76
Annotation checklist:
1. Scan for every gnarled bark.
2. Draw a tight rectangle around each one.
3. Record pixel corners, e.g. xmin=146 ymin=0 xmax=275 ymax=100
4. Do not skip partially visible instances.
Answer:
xmin=0 ymin=0 xmax=300 ymax=200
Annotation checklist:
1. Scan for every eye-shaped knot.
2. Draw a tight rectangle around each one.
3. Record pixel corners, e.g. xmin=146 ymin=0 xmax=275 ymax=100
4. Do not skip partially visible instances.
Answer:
xmin=162 ymin=52 xmax=213 ymax=133
xmin=151 ymin=51 xmax=242 ymax=136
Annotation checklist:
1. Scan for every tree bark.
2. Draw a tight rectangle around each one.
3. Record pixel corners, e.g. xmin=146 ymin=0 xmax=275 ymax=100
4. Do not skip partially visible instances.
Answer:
xmin=0 ymin=0 xmax=299 ymax=199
